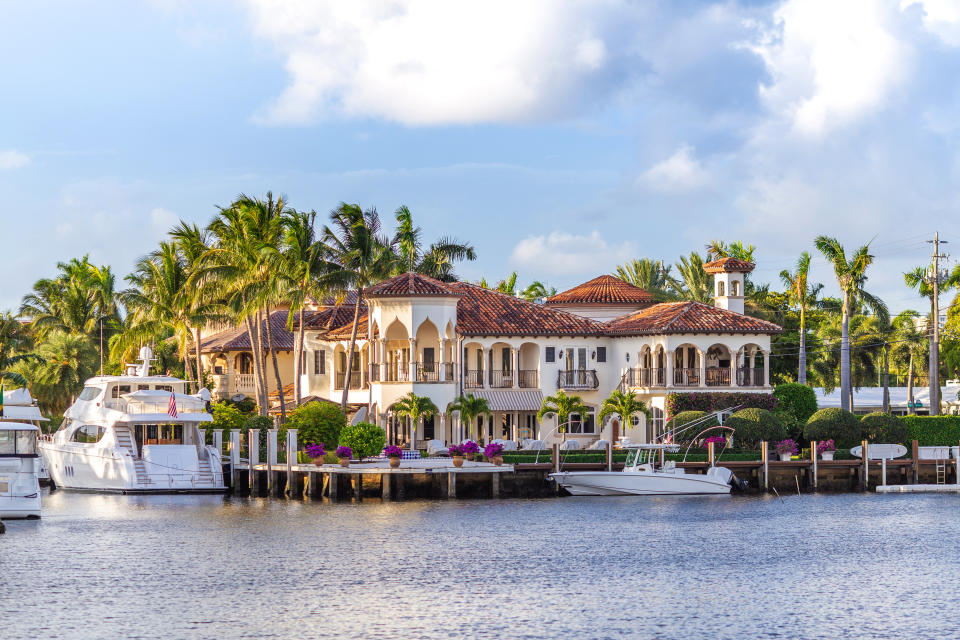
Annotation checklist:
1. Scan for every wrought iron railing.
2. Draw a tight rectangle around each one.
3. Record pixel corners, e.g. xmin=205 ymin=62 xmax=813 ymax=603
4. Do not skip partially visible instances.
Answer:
xmin=463 ymin=369 xmax=484 ymax=388
xmin=489 ymin=370 xmax=514 ymax=388
xmin=557 ymin=369 xmax=599 ymax=389
xmin=627 ymin=367 xmax=665 ymax=387
xmin=673 ymin=368 xmax=700 ymax=387
xmin=517 ymin=370 xmax=538 ymax=388
xmin=705 ymin=367 xmax=731 ymax=387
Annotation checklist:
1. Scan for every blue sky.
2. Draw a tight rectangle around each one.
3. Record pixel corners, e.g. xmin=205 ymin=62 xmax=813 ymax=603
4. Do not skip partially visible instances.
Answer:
xmin=2 ymin=0 xmax=960 ymax=313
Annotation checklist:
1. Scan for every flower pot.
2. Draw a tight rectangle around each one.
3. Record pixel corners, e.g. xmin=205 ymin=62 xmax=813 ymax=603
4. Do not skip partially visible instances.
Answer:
xmin=465 ymin=453 xmax=476 ymax=462
xmin=492 ymin=455 xmax=503 ymax=467
xmin=821 ymin=451 xmax=834 ymax=461
xmin=311 ymin=457 xmax=324 ymax=466
xmin=338 ymin=458 xmax=350 ymax=468
xmin=452 ymin=456 xmax=464 ymax=468
xmin=779 ymin=453 xmax=792 ymax=461
xmin=389 ymin=456 xmax=401 ymax=468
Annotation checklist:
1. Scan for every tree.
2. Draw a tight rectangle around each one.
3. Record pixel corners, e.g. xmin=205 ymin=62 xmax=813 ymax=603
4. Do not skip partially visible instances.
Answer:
xmin=322 ymin=204 xmax=397 ymax=409
xmin=537 ymin=390 xmax=590 ymax=437
xmin=598 ymin=390 xmax=650 ymax=442
xmin=26 ymin=331 xmax=98 ymax=414
xmin=614 ymin=258 xmax=676 ymax=299
xmin=392 ymin=392 xmax=439 ymax=450
xmin=772 ymin=383 xmax=818 ymax=424
xmin=814 ymin=236 xmax=889 ymax=412
xmin=481 ymin=272 xmax=519 ymax=297
xmin=889 ymin=310 xmax=926 ymax=414
xmin=674 ymin=253 xmax=712 ymax=303
xmin=726 ymin=408 xmax=786 ymax=448
xmin=285 ymin=401 xmax=346 ymax=448
xmin=803 ymin=408 xmax=862 ymax=448
xmin=519 ymin=281 xmax=557 ymax=302
xmin=449 ymin=393 xmax=493 ymax=442
xmin=392 ymin=205 xmax=476 ymax=281
xmin=780 ymin=251 xmax=821 ymax=384
xmin=338 ymin=421 xmax=386 ymax=460
xmin=905 ymin=265 xmax=960 ymax=416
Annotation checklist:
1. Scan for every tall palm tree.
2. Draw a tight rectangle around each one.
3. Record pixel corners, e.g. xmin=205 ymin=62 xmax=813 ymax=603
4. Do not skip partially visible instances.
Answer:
xmin=905 ymin=265 xmax=960 ymax=415
xmin=779 ymin=251 xmax=821 ymax=384
xmin=448 ymin=393 xmax=493 ymax=442
xmin=26 ymin=331 xmax=98 ymax=414
xmin=814 ymin=236 xmax=889 ymax=411
xmin=519 ymin=281 xmax=556 ymax=302
xmin=614 ymin=258 xmax=676 ymax=299
xmin=322 ymin=204 xmax=397 ymax=409
xmin=674 ymin=253 xmax=712 ymax=303
xmin=392 ymin=392 xmax=439 ymax=450
xmin=0 ymin=312 xmax=41 ymax=386
xmin=890 ymin=310 xmax=926 ymax=414
xmin=392 ymin=205 xmax=476 ymax=281
xmin=598 ymin=390 xmax=650 ymax=442
xmin=537 ymin=390 xmax=590 ymax=437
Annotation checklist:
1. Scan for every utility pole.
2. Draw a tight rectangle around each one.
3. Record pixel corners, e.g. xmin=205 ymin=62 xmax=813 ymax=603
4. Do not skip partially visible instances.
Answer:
xmin=927 ymin=232 xmax=949 ymax=416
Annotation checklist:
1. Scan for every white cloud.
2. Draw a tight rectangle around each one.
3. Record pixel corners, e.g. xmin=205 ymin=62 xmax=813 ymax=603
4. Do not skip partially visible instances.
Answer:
xmin=0 ymin=150 xmax=30 ymax=170
xmin=241 ymin=0 xmax=635 ymax=125
xmin=510 ymin=230 xmax=633 ymax=276
xmin=902 ymin=0 xmax=960 ymax=45
xmin=637 ymin=145 xmax=709 ymax=192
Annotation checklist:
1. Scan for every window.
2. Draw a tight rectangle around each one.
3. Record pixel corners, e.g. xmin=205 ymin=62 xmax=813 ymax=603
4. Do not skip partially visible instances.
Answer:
xmin=78 ymin=387 xmax=101 ymax=401
xmin=717 ymin=281 xmax=725 ymax=296
xmin=475 ymin=348 xmax=483 ymax=371
xmin=352 ymin=352 xmax=361 ymax=371
xmin=15 ymin=430 xmax=36 ymax=455
xmin=630 ymin=415 xmax=641 ymax=427
xmin=731 ymin=280 xmax=740 ymax=296
xmin=0 ymin=431 xmax=14 ymax=454
xmin=72 ymin=425 xmax=104 ymax=443
xmin=155 ymin=385 xmax=173 ymax=392
xmin=423 ymin=347 xmax=435 ymax=372
xmin=314 ymin=350 xmax=325 ymax=375
xmin=501 ymin=347 xmax=511 ymax=373
xmin=568 ymin=411 xmax=595 ymax=434
xmin=651 ymin=407 xmax=665 ymax=443
xmin=137 ymin=385 xmax=150 ymax=391
xmin=111 ymin=384 xmax=131 ymax=399
xmin=596 ymin=347 xmax=606 ymax=363
xmin=545 ymin=347 xmax=555 ymax=363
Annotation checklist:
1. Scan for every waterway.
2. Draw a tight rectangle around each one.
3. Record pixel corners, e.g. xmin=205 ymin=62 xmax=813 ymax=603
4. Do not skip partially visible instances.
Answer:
xmin=4 ymin=490 xmax=959 ymax=639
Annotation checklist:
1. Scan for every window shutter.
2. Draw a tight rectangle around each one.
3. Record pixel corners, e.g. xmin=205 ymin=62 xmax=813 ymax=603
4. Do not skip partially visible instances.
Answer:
xmin=545 ymin=347 xmax=555 ymax=363
xmin=597 ymin=347 xmax=606 ymax=363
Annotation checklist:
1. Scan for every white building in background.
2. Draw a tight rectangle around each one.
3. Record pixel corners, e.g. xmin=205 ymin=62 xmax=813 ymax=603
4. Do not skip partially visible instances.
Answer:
xmin=815 ymin=381 xmax=960 ymax=416
xmin=202 ymin=258 xmax=782 ymax=447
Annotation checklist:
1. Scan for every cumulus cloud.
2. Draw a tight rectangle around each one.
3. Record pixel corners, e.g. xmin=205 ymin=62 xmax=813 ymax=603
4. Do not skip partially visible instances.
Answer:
xmin=0 ymin=150 xmax=30 ymax=170
xmin=903 ymin=0 xmax=960 ymax=45
xmin=637 ymin=145 xmax=709 ymax=192
xmin=510 ymin=230 xmax=633 ymax=276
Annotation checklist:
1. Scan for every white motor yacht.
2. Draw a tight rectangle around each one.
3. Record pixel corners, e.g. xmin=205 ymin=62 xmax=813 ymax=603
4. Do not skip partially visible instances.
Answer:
xmin=39 ymin=347 xmax=225 ymax=493
xmin=0 ymin=388 xmax=45 ymax=518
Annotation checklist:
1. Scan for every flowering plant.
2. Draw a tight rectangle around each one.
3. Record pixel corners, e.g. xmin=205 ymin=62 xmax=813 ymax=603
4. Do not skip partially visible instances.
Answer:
xmin=335 ymin=445 xmax=352 ymax=459
xmin=448 ymin=444 xmax=465 ymax=457
xmin=817 ymin=439 xmax=836 ymax=453
xmin=484 ymin=442 xmax=504 ymax=458
xmin=384 ymin=445 xmax=403 ymax=458
xmin=702 ymin=436 xmax=726 ymax=448
xmin=461 ymin=440 xmax=480 ymax=455
xmin=775 ymin=439 xmax=799 ymax=456
xmin=305 ymin=443 xmax=326 ymax=459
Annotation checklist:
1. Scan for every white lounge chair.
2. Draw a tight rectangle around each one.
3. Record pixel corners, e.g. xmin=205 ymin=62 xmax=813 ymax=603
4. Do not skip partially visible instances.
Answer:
xmin=587 ymin=439 xmax=611 ymax=451
xmin=425 ymin=439 xmax=447 ymax=456
xmin=559 ymin=440 xmax=580 ymax=450
xmin=523 ymin=440 xmax=545 ymax=450
xmin=501 ymin=440 xmax=518 ymax=451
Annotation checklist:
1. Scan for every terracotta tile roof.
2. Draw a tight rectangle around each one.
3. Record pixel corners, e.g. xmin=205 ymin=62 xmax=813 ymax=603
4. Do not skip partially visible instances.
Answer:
xmin=703 ymin=257 xmax=755 ymax=274
xmin=326 ymin=313 xmax=369 ymax=340
xmin=200 ymin=310 xmax=296 ymax=352
xmin=446 ymin=282 xmax=608 ymax=337
xmin=545 ymin=275 xmax=656 ymax=306
xmin=365 ymin=272 xmax=459 ymax=298
xmin=302 ymin=302 xmax=367 ymax=331
xmin=605 ymin=301 xmax=782 ymax=336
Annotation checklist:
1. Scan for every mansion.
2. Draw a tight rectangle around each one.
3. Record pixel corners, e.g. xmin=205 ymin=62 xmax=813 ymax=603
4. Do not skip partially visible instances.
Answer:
xmin=200 ymin=258 xmax=781 ymax=447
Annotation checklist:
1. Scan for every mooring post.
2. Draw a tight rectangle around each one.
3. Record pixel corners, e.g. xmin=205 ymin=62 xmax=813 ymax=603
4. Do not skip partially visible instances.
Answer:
xmin=352 ymin=473 xmax=362 ymax=501
xmin=882 ymin=457 xmax=887 ymax=486
xmin=447 ymin=471 xmax=457 ymax=498
xmin=491 ymin=471 xmax=500 ymax=498
xmin=811 ymin=440 xmax=818 ymax=491
xmin=266 ymin=429 xmax=277 ymax=495
xmin=552 ymin=443 xmax=560 ymax=473
xmin=285 ymin=429 xmax=298 ymax=496
xmin=229 ymin=429 xmax=242 ymax=490
xmin=912 ymin=439 xmax=919 ymax=484
xmin=212 ymin=429 xmax=223 ymax=457
xmin=861 ymin=440 xmax=869 ymax=490
xmin=329 ymin=472 xmax=339 ymax=501
xmin=248 ymin=429 xmax=260 ymax=494
xmin=708 ymin=441 xmax=715 ymax=467
xmin=761 ymin=440 xmax=769 ymax=491
xmin=382 ymin=473 xmax=393 ymax=501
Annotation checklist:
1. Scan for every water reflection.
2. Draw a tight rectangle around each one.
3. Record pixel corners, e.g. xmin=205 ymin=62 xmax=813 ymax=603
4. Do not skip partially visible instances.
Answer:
xmin=3 ymin=491 xmax=960 ymax=639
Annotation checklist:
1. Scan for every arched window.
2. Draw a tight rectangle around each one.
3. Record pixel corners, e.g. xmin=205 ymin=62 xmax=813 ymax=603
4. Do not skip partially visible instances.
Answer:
xmin=237 ymin=353 xmax=253 ymax=374
xmin=717 ymin=281 xmax=725 ymax=296
xmin=731 ymin=280 xmax=740 ymax=296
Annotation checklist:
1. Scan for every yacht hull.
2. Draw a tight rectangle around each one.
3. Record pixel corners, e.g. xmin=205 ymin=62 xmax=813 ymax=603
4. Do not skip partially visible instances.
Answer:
xmin=550 ymin=470 xmax=731 ymax=496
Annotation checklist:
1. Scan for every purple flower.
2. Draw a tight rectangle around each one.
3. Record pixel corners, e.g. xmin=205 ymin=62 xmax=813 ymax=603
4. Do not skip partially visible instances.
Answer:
xmin=335 ymin=445 xmax=352 ymax=459
xmin=817 ymin=439 xmax=836 ymax=453
xmin=384 ymin=445 xmax=403 ymax=458
xmin=775 ymin=439 xmax=799 ymax=455
xmin=484 ymin=442 xmax=504 ymax=458
xmin=702 ymin=436 xmax=726 ymax=448
xmin=305 ymin=443 xmax=326 ymax=458
xmin=461 ymin=440 xmax=480 ymax=454
xmin=448 ymin=444 xmax=464 ymax=457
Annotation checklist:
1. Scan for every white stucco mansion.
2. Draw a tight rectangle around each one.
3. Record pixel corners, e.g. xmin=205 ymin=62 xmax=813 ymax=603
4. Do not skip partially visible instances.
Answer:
xmin=201 ymin=257 xmax=781 ymax=447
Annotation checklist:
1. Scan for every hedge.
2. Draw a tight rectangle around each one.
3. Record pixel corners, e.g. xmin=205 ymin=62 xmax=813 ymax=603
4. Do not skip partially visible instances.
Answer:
xmin=666 ymin=392 xmax=777 ymax=418
xmin=665 ymin=411 xmax=719 ymax=442
xmin=803 ymin=408 xmax=861 ymax=447
xmin=773 ymin=383 xmax=818 ymax=423
xmin=859 ymin=412 xmax=907 ymax=444
xmin=726 ymin=408 xmax=786 ymax=447
xmin=902 ymin=416 xmax=960 ymax=446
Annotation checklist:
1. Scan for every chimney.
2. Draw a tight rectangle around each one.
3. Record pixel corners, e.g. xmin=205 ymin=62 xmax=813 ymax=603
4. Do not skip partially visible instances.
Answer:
xmin=703 ymin=258 xmax=754 ymax=315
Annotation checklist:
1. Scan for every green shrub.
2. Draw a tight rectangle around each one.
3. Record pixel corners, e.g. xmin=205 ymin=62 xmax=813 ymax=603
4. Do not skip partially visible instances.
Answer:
xmin=726 ymin=408 xmax=786 ymax=447
xmin=773 ymin=383 xmax=818 ymax=423
xmin=285 ymin=401 xmax=346 ymax=449
xmin=803 ymin=408 xmax=861 ymax=447
xmin=338 ymin=421 xmax=386 ymax=460
xmin=211 ymin=402 xmax=246 ymax=432
xmin=902 ymin=415 xmax=960 ymax=446
xmin=665 ymin=411 xmax=719 ymax=442
xmin=773 ymin=409 xmax=802 ymax=441
xmin=859 ymin=412 xmax=907 ymax=444
xmin=666 ymin=392 xmax=776 ymax=416
xmin=245 ymin=414 xmax=276 ymax=460
xmin=224 ymin=397 xmax=257 ymax=414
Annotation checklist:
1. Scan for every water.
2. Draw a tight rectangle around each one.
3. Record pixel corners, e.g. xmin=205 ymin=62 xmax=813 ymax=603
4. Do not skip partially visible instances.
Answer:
xmin=4 ymin=491 xmax=960 ymax=639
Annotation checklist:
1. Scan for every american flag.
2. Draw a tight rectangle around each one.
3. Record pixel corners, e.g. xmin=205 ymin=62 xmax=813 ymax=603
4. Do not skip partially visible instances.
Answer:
xmin=167 ymin=393 xmax=179 ymax=419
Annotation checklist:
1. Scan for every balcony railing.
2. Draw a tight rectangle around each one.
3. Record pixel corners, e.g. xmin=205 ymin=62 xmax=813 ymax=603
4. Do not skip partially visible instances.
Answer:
xmin=415 ymin=362 xmax=455 ymax=383
xmin=518 ymin=370 xmax=538 ymax=388
xmin=334 ymin=371 xmax=366 ymax=390
xmin=489 ymin=370 xmax=514 ymax=388
xmin=673 ymin=368 xmax=700 ymax=387
xmin=463 ymin=369 xmax=483 ymax=388
xmin=557 ymin=369 xmax=599 ymax=390
xmin=627 ymin=367 xmax=665 ymax=387
xmin=737 ymin=367 xmax=761 ymax=387
xmin=705 ymin=367 xmax=731 ymax=387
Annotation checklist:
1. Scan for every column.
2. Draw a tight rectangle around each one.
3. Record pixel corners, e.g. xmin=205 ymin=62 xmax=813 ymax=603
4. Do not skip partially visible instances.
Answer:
xmin=439 ymin=338 xmax=447 ymax=381
xmin=360 ymin=346 xmax=366 ymax=388
xmin=749 ymin=349 xmax=757 ymax=387
xmin=730 ymin=349 xmax=738 ymax=388
xmin=511 ymin=346 xmax=519 ymax=388
xmin=480 ymin=346 xmax=488 ymax=388
xmin=698 ymin=348 xmax=706 ymax=388
xmin=408 ymin=337 xmax=417 ymax=382
xmin=763 ymin=350 xmax=770 ymax=387
xmin=666 ymin=349 xmax=674 ymax=387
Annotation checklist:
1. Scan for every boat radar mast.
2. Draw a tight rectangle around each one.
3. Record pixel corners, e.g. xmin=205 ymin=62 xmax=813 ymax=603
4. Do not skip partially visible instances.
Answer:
xmin=123 ymin=346 xmax=156 ymax=378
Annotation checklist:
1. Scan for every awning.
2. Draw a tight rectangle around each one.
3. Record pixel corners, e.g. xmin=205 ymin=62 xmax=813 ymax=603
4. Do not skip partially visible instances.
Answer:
xmin=470 ymin=389 xmax=543 ymax=412
xmin=0 ymin=405 xmax=48 ymax=421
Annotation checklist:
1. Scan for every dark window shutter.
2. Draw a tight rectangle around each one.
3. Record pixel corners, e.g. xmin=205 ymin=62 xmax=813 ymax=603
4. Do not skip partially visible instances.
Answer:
xmin=597 ymin=347 xmax=606 ymax=363
xmin=545 ymin=347 xmax=555 ymax=363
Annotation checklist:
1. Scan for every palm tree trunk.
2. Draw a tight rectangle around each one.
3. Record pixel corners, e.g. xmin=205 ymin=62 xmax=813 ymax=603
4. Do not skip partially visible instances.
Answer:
xmin=907 ymin=353 xmax=915 ymax=415
xmin=264 ymin=305 xmax=286 ymax=423
xmin=295 ymin=307 xmax=305 ymax=406
xmin=882 ymin=344 xmax=890 ymax=413
xmin=840 ymin=295 xmax=851 ymax=412
xmin=341 ymin=288 xmax=363 ymax=409
xmin=243 ymin=315 xmax=264 ymax=413
xmin=194 ymin=328 xmax=203 ymax=393
xmin=248 ymin=312 xmax=268 ymax=416
xmin=798 ymin=306 xmax=807 ymax=385
xmin=181 ymin=333 xmax=195 ymax=391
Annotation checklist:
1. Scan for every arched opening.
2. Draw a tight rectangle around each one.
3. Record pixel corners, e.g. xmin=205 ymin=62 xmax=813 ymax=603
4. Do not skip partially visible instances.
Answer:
xmin=236 ymin=352 xmax=253 ymax=375
xmin=518 ymin=342 xmax=540 ymax=387
xmin=462 ymin=341 xmax=484 ymax=388
xmin=488 ymin=341 xmax=514 ymax=388
xmin=414 ymin=318 xmax=440 ymax=382
xmin=672 ymin=344 xmax=701 ymax=387
xmin=705 ymin=344 xmax=733 ymax=387
xmin=731 ymin=280 xmax=740 ymax=296
xmin=384 ymin=318 xmax=411 ymax=382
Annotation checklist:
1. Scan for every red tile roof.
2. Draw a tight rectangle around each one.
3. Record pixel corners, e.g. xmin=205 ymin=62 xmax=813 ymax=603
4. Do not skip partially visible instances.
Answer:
xmin=302 ymin=302 xmax=367 ymax=331
xmin=326 ymin=313 xmax=369 ymax=340
xmin=545 ymin=275 xmax=656 ymax=306
xmin=200 ymin=310 xmax=296 ymax=352
xmin=605 ymin=301 xmax=781 ymax=336
xmin=703 ymin=257 xmax=755 ymax=274
xmin=365 ymin=272 xmax=459 ymax=298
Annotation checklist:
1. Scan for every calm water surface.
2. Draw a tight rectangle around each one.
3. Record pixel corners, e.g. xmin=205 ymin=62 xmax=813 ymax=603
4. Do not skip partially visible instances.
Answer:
xmin=3 ymin=490 xmax=960 ymax=639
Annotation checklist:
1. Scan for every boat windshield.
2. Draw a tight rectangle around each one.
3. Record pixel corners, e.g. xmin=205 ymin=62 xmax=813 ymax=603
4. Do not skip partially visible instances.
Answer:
xmin=0 ymin=430 xmax=37 ymax=455
xmin=625 ymin=449 xmax=640 ymax=467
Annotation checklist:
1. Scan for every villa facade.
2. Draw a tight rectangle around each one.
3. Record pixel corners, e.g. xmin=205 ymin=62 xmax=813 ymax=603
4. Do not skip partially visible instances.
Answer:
xmin=201 ymin=259 xmax=781 ymax=447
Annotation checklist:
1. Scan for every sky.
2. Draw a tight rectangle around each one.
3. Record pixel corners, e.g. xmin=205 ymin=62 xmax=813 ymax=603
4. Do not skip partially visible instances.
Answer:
xmin=2 ymin=0 xmax=960 ymax=314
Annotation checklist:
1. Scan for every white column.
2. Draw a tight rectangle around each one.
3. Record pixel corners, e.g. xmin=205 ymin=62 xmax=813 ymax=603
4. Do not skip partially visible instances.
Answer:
xmin=480 ymin=346 xmax=488 ymax=388
xmin=439 ymin=338 xmax=448 ymax=381
xmin=408 ymin=337 xmax=417 ymax=382
xmin=666 ymin=349 xmax=674 ymax=387
xmin=698 ymin=348 xmax=706 ymax=388
xmin=267 ymin=428 xmax=278 ymax=466
xmin=511 ymin=347 xmax=519 ymax=388
xmin=763 ymin=350 xmax=770 ymax=387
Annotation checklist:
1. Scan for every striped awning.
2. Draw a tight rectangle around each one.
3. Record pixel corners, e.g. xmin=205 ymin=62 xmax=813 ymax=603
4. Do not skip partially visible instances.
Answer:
xmin=470 ymin=389 xmax=543 ymax=412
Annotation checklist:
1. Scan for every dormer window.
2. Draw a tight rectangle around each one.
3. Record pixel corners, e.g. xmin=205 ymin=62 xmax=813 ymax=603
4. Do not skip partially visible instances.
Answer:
xmin=717 ymin=281 xmax=725 ymax=296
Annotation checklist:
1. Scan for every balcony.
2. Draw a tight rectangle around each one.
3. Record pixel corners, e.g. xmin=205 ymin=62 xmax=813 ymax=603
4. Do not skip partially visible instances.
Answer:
xmin=334 ymin=371 xmax=367 ymax=390
xmin=489 ymin=370 xmax=514 ymax=388
xmin=517 ymin=370 xmax=538 ymax=388
xmin=557 ymin=369 xmax=599 ymax=390
xmin=673 ymin=368 xmax=700 ymax=387
xmin=627 ymin=367 xmax=665 ymax=388
xmin=415 ymin=362 xmax=455 ymax=383
xmin=463 ymin=369 xmax=483 ymax=389
xmin=705 ymin=367 xmax=731 ymax=387
xmin=737 ymin=367 xmax=761 ymax=387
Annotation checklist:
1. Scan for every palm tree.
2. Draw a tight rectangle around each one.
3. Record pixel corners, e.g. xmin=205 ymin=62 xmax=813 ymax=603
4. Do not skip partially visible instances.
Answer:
xmin=449 ymin=393 xmax=493 ymax=442
xmin=537 ymin=390 xmax=591 ymax=438
xmin=779 ymin=251 xmax=822 ymax=384
xmin=598 ymin=390 xmax=650 ymax=442
xmin=673 ymin=253 xmax=712 ymax=303
xmin=322 ymin=204 xmax=397 ymax=409
xmin=905 ymin=265 xmax=960 ymax=415
xmin=392 ymin=205 xmax=476 ymax=281
xmin=890 ymin=310 xmax=926 ymax=414
xmin=392 ymin=392 xmax=439 ymax=450
xmin=519 ymin=281 xmax=556 ymax=302
xmin=614 ymin=258 xmax=676 ymax=299
xmin=0 ymin=312 xmax=41 ymax=386
xmin=28 ymin=331 xmax=97 ymax=414
xmin=814 ymin=236 xmax=889 ymax=411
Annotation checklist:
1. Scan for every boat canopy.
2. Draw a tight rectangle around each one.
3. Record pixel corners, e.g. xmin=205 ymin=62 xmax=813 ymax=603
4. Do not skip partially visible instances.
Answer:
xmin=0 ymin=421 xmax=40 ymax=431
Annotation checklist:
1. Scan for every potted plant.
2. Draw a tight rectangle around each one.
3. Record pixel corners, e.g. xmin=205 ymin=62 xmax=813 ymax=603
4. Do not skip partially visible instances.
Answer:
xmin=305 ymin=443 xmax=326 ymax=466
xmin=448 ymin=444 xmax=465 ymax=467
xmin=384 ymin=445 xmax=403 ymax=468
xmin=335 ymin=445 xmax=353 ymax=467
xmin=702 ymin=436 xmax=726 ymax=449
xmin=484 ymin=442 xmax=505 ymax=466
xmin=818 ymin=439 xmax=836 ymax=461
xmin=775 ymin=439 xmax=798 ymax=461
xmin=462 ymin=440 xmax=480 ymax=461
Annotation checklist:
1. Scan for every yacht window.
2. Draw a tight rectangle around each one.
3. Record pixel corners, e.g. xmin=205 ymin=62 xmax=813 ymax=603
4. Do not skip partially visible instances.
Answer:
xmin=15 ymin=430 xmax=36 ymax=455
xmin=138 ymin=385 xmax=150 ymax=391
xmin=137 ymin=423 xmax=183 ymax=445
xmin=72 ymin=425 xmax=104 ymax=443
xmin=78 ymin=386 xmax=101 ymax=401
xmin=155 ymin=385 xmax=173 ymax=392
xmin=0 ymin=431 xmax=14 ymax=454
xmin=111 ymin=385 xmax=131 ymax=399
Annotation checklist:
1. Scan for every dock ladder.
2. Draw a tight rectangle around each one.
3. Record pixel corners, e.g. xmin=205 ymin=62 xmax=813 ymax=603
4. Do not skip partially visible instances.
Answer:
xmin=936 ymin=459 xmax=947 ymax=485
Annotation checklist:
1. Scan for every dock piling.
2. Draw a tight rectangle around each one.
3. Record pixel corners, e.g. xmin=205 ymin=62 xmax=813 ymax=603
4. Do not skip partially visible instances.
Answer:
xmin=285 ymin=429 xmax=297 ymax=496
xmin=912 ymin=440 xmax=919 ymax=484
xmin=248 ymin=429 xmax=260 ymax=495
xmin=861 ymin=440 xmax=869 ymax=491
xmin=491 ymin=472 xmax=500 ymax=498
xmin=447 ymin=472 xmax=457 ymax=498
xmin=605 ymin=441 xmax=613 ymax=472
xmin=761 ymin=441 xmax=769 ymax=491
xmin=811 ymin=440 xmax=818 ymax=491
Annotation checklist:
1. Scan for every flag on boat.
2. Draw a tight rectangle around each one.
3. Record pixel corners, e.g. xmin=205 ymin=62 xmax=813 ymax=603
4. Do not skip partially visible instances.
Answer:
xmin=167 ymin=392 xmax=178 ymax=419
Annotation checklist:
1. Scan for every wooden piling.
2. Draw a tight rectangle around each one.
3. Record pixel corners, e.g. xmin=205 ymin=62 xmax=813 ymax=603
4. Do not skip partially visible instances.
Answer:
xmin=248 ymin=429 xmax=259 ymax=495
xmin=707 ymin=441 xmax=715 ymax=466
xmin=761 ymin=441 xmax=769 ymax=491
xmin=811 ymin=440 xmax=818 ymax=491
xmin=328 ymin=472 xmax=340 ymax=501
xmin=606 ymin=440 xmax=613 ymax=472
xmin=491 ymin=472 xmax=500 ymax=498
xmin=266 ymin=429 xmax=277 ymax=495
xmin=285 ymin=429 xmax=297 ymax=496
xmin=352 ymin=474 xmax=362 ymax=501
xmin=447 ymin=471 xmax=457 ymax=498
xmin=861 ymin=440 xmax=869 ymax=491
xmin=912 ymin=439 xmax=919 ymax=484
xmin=552 ymin=443 xmax=560 ymax=473
xmin=382 ymin=473 xmax=393 ymax=501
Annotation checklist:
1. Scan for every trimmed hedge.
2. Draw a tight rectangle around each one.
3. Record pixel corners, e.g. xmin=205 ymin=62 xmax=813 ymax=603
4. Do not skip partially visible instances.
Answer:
xmin=902 ymin=415 xmax=960 ymax=446
xmin=859 ymin=412 xmax=907 ymax=444
xmin=666 ymin=392 xmax=777 ymax=418
xmin=803 ymin=408 xmax=861 ymax=447
xmin=726 ymin=408 xmax=786 ymax=447
xmin=773 ymin=383 xmax=818 ymax=423
xmin=665 ymin=411 xmax=719 ymax=443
